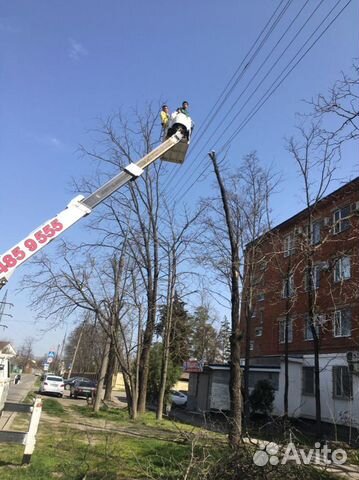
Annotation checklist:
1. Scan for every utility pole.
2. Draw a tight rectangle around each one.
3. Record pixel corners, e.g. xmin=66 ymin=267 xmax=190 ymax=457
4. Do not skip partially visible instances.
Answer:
xmin=67 ymin=321 xmax=86 ymax=379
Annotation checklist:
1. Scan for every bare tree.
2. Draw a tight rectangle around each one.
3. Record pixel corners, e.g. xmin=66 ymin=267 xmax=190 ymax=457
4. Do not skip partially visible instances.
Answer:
xmin=235 ymin=154 xmax=275 ymax=426
xmin=22 ymin=240 xmax=131 ymax=413
xmin=16 ymin=336 xmax=35 ymax=371
xmin=156 ymin=204 xmax=202 ymax=420
xmin=78 ymin=104 xmax=168 ymax=414
xmin=309 ymin=61 xmax=359 ymax=145
xmin=208 ymin=151 xmax=242 ymax=448
xmin=199 ymin=152 xmax=275 ymax=435
xmin=286 ymin=121 xmax=338 ymax=438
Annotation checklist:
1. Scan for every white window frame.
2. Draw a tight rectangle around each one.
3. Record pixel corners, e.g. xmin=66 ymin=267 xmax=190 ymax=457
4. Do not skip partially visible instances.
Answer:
xmin=257 ymin=292 xmax=265 ymax=302
xmin=305 ymin=264 xmax=321 ymax=291
xmin=304 ymin=315 xmax=321 ymax=341
xmin=333 ymin=365 xmax=352 ymax=399
xmin=311 ymin=221 xmax=321 ymax=244
xmin=284 ymin=233 xmax=295 ymax=257
xmin=333 ymin=310 xmax=351 ymax=337
xmin=279 ymin=318 xmax=293 ymax=344
xmin=333 ymin=206 xmax=351 ymax=234
xmin=333 ymin=256 xmax=351 ymax=282
xmin=302 ymin=366 xmax=315 ymax=396
xmin=249 ymin=340 xmax=254 ymax=351
xmin=282 ymin=274 xmax=294 ymax=298
xmin=255 ymin=327 xmax=263 ymax=337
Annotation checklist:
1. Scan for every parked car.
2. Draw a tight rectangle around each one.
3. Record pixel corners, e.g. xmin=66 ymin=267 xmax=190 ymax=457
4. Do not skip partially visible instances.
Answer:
xmin=40 ymin=375 xmax=64 ymax=397
xmin=170 ymin=390 xmax=187 ymax=407
xmin=70 ymin=379 xmax=97 ymax=399
xmin=64 ymin=376 xmax=90 ymax=390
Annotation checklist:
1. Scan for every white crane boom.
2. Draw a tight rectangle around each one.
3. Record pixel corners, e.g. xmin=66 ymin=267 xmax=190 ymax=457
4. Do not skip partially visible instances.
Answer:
xmin=0 ymin=129 xmax=188 ymax=288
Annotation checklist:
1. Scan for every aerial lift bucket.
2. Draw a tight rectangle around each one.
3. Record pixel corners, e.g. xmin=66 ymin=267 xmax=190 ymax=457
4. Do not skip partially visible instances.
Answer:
xmin=161 ymin=140 xmax=189 ymax=164
xmin=161 ymin=111 xmax=192 ymax=164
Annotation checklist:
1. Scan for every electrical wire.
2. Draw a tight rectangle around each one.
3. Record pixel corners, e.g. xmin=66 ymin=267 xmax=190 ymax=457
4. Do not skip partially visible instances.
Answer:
xmin=167 ymin=0 xmax=326 ymax=201
xmin=169 ymin=0 xmax=352 ymax=205
xmin=161 ymin=0 xmax=293 ymax=193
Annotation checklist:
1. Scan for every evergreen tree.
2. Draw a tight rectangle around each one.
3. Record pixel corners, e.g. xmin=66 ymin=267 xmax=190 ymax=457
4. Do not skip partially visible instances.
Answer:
xmin=217 ymin=316 xmax=231 ymax=363
xmin=158 ymin=292 xmax=194 ymax=367
xmin=147 ymin=343 xmax=182 ymax=403
xmin=191 ymin=305 xmax=219 ymax=363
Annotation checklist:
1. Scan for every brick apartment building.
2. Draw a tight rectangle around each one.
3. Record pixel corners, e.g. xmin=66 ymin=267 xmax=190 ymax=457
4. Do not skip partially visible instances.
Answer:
xmin=241 ymin=176 xmax=359 ymax=427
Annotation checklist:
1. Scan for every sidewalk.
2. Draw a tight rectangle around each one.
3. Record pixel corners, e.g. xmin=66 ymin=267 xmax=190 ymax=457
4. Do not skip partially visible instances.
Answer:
xmin=0 ymin=374 xmax=36 ymax=430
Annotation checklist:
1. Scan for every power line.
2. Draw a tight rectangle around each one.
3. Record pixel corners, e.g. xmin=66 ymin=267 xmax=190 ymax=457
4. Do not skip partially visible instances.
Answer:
xmin=170 ymin=0 xmax=352 ymax=205
xmin=161 ymin=0 xmax=293 ymax=194
xmin=167 ymin=0 xmax=326 ymax=202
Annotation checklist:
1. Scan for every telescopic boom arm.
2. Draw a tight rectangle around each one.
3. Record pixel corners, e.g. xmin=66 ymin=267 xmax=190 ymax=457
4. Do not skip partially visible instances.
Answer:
xmin=0 ymin=131 xmax=184 ymax=288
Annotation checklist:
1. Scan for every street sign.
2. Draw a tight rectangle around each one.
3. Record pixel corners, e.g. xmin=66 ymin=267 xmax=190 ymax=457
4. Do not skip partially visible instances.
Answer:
xmin=47 ymin=357 xmax=53 ymax=364
xmin=43 ymin=364 xmax=49 ymax=371
xmin=47 ymin=351 xmax=55 ymax=358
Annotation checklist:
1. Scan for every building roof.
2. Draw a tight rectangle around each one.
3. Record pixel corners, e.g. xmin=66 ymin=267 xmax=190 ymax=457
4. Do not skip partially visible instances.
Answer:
xmin=246 ymin=176 xmax=359 ymax=249
xmin=0 ymin=341 xmax=16 ymax=357
xmin=272 ymin=176 xmax=359 ymax=232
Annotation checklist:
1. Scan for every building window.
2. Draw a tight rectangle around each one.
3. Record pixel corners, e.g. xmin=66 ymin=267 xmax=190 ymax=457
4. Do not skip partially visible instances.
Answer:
xmin=333 ymin=206 xmax=350 ymax=234
xmin=279 ymin=318 xmax=293 ymax=343
xmin=304 ymin=264 xmax=321 ymax=291
xmin=284 ymin=233 xmax=295 ymax=257
xmin=257 ymin=292 xmax=265 ymax=302
xmin=311 ymin=221 xmax=321 ymax=244
xmin=282 ymin=274 xmax=294 ymax=298
xmin=258 ymin=310 xmax=264 ymax=325
xmin=302 ymin=367 xmax=315 ymax=395
xmin=333 ymin=256 xmax=351 ymax=282
xmin=249 ymin=341 xmax=254 ymax=351
xmin=304 ymin=315 xmax=321 ymax=341
xmin=333 ymin=366 xmax=352 ymax=399
xmin=255 ymin=327 xmax=263 ymax=337
xmin=333 ymin=309 xmax=351 ymax=337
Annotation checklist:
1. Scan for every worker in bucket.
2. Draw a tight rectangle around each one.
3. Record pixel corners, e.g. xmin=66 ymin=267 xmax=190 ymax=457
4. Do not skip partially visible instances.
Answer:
xmin=160 ymin=104 xmax=170 ymax=138
xmin=179 ymin=100 xmax=190 ymax=117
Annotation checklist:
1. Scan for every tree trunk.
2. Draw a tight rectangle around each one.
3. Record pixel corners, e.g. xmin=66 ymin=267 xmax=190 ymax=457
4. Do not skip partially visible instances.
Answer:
xmin=157 ymin=250 xmax=176 ymax=420
xmin=283 ymin=258 xmax=292 ymax=429
xmin=67 ymin=321 xmax=85 ymax=379
xmin=104 ymin=340 xmax=117 ymax=401
xmin=243 ymin=301 xmax=251 ymax=428
xmin=137 ymin=325 xmax=153 ymax=414
xmin=93 ymin=334 xmax=111 ymax=413
xmin=209 ymin=151 xmax=242 ymax=448
xmin=308 ymin=256 xmax=322 ymax=439
xmin=137 ymin=240 xmax=159 ymax=414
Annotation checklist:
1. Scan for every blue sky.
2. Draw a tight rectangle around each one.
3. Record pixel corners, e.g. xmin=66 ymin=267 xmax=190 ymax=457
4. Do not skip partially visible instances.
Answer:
xmin=0 ymin=0 xmax=358 ymax=355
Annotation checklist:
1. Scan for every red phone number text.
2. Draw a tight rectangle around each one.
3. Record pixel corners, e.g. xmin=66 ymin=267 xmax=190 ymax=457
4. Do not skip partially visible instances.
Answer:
xmin=0 ymin=219 xmax=63 ymax=274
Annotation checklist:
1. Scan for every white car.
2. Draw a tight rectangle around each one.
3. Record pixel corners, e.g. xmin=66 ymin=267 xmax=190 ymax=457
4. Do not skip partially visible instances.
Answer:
xmin=170 ymin=390 xmax=187 ymax=407
xmin=40 ymin=375 xmax=64 ymax=397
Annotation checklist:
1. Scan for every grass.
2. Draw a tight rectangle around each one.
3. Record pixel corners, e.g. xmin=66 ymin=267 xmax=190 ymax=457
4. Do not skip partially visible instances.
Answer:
xmin=0 ymin=401 xmax=341 ymax=479
xmin=0 ymin=422 xmax=195 ymax=479
xmin=41 ymin=398 xmax=66 ymax=416
xmin=72 ymin=405 xmax=200 ymax=433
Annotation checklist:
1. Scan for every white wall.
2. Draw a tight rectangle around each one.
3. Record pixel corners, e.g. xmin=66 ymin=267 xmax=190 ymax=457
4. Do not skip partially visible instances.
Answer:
xmin=274 ymin=360 xmax=303 ymax=417
xmin=300 ymin=353 xmax=359 ymax=428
